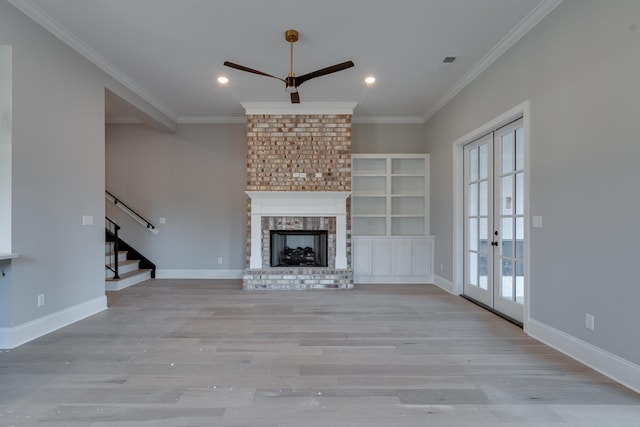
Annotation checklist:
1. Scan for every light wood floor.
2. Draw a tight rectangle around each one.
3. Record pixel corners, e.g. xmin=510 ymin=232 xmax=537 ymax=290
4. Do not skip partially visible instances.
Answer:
xmin=0 ymin=280 xmax=638 ymax=426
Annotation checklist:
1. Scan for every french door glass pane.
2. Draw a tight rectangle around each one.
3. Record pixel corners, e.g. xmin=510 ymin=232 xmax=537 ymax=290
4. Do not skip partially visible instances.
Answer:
xmin=516 ymin=172 xmax=524 ymax=215
xmin=501 ymin=259 xmax=514 ymax=299
xmin=469 ymin=218 xmax=478 ymax=251
xmin=516 ymin=127 xmax=524 ymax=170
xmin=479 ymin=181 xmax=488 ymax=216
xmin=479 ymin=254 xmax=488 ymax=289
xmin=501 ymin=217 xmax=513 ymax=258
xmin=501 ymin=176 xmax=513 ymax=215
xmin=516 ymin=217 xmax=524 ymax=259
xmin=469 ymin=252 xmax=478 ymax=286
xmin=479 ymin=144 xmax=488 ymax=179
xmin=501 ymin=133 xmax=513 ymax=173
xmin=515 ymin=261 xmax=524 ymax=303
xmin=479 ymin=218 xmax=488 ymax=252
xmin=469 ymin=183 xmax=478 ymax=216
xmin=469 ymin=147 xmax=478 ymax=181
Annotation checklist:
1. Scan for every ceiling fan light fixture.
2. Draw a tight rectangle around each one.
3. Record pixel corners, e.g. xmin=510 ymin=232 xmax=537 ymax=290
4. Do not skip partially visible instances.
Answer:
xmin=285 ymin=76 xmax=298 ymax=93
xmin=364 ymin=76 xmax=376 ymax=85
xmin=217 ymin=76 xmax=229 ymax=84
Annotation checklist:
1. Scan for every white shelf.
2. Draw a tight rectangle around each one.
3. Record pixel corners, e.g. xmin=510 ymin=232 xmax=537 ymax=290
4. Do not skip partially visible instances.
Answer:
xmin=352 ymin=154 xmax=429 ymax=236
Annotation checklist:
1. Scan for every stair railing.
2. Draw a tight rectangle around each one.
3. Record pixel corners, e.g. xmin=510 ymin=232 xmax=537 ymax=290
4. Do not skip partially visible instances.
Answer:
xmin=105 ymin=190 xmax=158 ymax=234
xmin=105 ymin=217 xmax=120 ymax=279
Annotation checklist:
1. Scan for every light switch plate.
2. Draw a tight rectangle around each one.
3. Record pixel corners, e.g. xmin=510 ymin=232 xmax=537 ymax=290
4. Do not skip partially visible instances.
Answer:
xmin=532 ymin=215 xmax=542 ymax=228
xmin=82 ymin=215 xmax=93 ymax=226
xmin=159 ymin=217 xmax=166 ymax=224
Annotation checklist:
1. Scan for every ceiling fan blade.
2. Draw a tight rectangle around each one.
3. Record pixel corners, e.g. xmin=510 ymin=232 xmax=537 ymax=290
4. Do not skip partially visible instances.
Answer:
xmin=223 ymin=61 xmax=285 ymax=82
xmin=295 ymin=61 xmax=355 ymax=86
xmin=290 ymin=92 xmax=300 ymax=104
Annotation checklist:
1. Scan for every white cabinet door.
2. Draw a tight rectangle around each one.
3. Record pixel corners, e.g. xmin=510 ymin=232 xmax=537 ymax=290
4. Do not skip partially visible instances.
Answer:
xmin=392 ymin=240 xmax=413 ymax=276
xmin=371 ymin=240 xmax=391 ymax=276
xmin=352 ymin=236 xmax=434 ymax=284
xmin=353 ymin=239 xmax=372 ymax=276
xmin=412 ymin=239 xmax=431 ymax=276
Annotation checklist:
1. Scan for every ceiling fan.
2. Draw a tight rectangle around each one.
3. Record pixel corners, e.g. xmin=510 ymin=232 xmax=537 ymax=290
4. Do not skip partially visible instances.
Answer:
xmin=224 ymin=29 xmax=354 ymax=104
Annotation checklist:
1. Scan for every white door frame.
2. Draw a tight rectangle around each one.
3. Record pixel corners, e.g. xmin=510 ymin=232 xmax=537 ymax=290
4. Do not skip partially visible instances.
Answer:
xmin=452 ymin=100 xmax=531 ymax=331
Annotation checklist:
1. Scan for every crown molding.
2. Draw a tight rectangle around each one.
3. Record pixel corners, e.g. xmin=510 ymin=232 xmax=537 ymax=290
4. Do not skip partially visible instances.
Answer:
xmin=10 ymin=0 xmax=563 ymax=126
xmin=241 ymin=102 xmax=358 ymax=116
xmin=175 ymin=115 xmax=422 ymax=124
xmin=422 ymin=0 xmax=564 ymax=122
xmin=8 ymin=0 xmax=178 ymax=123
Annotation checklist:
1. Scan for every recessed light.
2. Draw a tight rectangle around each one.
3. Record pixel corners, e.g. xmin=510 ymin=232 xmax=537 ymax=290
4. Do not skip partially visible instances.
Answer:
xmin=217 ymin=76 xmax=229 ymax=84
xmin=364 ymin=76 xmax=376 ymax=85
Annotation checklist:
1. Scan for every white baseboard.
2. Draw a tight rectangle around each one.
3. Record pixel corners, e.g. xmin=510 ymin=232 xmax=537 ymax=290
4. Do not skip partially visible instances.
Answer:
xmin=0 ymin=296 xmax=107 ymax=349
xmin=433 ymin=274 xmax=456 ymax=294
xmin=353 ymin=275 xmax=433 ymax=284
xmin=155 ymin=269 xmax=243 ymax=279
xmin=527 ymin=318 xmax=640 ymax=394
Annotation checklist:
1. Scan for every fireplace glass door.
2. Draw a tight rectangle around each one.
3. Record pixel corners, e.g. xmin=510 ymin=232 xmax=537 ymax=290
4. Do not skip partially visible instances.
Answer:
xmin=270 ymin=230 xmax=328 ymax=267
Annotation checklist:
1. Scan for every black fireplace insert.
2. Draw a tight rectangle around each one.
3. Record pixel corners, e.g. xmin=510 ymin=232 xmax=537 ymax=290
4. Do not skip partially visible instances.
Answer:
xmin=270 ymin=230 xmax=328 ymax=267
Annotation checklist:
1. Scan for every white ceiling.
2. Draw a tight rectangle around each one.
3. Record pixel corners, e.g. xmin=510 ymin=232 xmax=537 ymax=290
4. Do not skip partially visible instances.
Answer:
xmin=10 ymin=0 xmax=562 ymax=123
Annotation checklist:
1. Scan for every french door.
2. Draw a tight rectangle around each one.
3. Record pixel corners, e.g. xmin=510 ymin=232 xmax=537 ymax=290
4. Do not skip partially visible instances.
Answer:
xmin=463 ymin=118 xmax=525 ymax=322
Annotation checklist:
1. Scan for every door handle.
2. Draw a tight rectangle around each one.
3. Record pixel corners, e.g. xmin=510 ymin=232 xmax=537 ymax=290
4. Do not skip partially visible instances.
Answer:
xmin=491 ymin=241 xmax=498 ymax=246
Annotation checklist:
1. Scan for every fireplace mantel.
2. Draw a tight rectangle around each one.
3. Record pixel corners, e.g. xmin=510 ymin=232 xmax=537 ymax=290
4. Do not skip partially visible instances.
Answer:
xmin=246 ymin=191 xmax=350 ymax=269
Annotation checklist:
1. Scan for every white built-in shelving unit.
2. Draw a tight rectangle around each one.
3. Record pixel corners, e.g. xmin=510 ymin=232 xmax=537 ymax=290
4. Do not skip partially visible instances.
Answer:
xmin=351 ymin=154 xmax=433 ymax=284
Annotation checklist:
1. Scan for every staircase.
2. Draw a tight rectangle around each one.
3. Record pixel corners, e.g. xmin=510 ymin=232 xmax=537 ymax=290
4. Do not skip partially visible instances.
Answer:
xmin=105 ymin=241 xmax=152 ymax=290
xmin=105 ymin=191 xmax=157 ymax=291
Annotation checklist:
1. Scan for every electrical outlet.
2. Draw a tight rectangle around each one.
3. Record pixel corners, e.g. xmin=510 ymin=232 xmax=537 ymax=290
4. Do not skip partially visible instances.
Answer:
xmin=585 ymin=313 xmax=595 ymax=330
xmin=218 ymin=257 xmax=223 ymax=265
xmin=440 ymin=263 xmax=444 ymax=271
xmin=37 ymin=294 xmax=45 ymax=307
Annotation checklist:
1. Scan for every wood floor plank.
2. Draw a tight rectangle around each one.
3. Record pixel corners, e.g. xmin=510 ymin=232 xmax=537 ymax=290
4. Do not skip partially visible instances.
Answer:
xmin=0 ymin=280 xmax=638 ymax=426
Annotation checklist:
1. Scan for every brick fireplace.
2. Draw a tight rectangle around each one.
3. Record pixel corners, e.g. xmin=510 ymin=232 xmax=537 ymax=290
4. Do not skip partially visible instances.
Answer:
xmin=241 ymin=103 xmax=355 ymax=290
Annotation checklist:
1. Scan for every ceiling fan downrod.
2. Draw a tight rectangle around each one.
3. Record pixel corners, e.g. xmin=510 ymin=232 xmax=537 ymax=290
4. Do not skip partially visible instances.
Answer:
xmin=285 ymin=29 xmax=298 ymax=93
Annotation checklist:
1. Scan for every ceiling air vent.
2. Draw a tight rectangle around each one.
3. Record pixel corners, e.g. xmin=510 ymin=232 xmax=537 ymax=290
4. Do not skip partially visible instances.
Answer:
xmin=436 ymin=56 xmax=458 ymax=69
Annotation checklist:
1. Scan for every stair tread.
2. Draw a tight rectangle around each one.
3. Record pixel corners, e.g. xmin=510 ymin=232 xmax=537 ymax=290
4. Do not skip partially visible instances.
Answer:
xmin=105 ymin=251 xmax=128 ymax=256
xmin=106 ymin=268 xmax=152 ymax=281
xmin=105 ymin=259 xmax=140 ymax=268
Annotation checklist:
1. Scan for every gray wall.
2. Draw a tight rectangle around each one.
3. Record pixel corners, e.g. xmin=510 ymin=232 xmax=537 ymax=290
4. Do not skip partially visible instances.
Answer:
xmin=352 ymin=123 xmax=426 ymax=154
xmin=105 ymin=123 xmax=247 ymax=272
xmin=0 ymin=2 xmax=174 ymax=335
xmin=425 ymin=0 xmax=640 ymax=364
xmin=104 ymin=122 xmax=424 ymax=273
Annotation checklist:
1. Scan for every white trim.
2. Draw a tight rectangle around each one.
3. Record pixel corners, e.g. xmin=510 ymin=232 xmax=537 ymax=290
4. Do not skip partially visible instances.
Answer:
xmin=155 ymin=269 xmax=243 ymax=279
xmin=354 ymin=277 xmax=433 ymax=284
xmin=241 ymin=102 xmax=357 ymax=116
xmin=433 ymin=274 xmax=455 ymax=295
xmin=178 ymin=116 xmax=247 ymax=124
xmin=0 ymin=296 xmax=107 ymax=349
xmin=423 ymin=0 xmax=563 ymax=122
xmin=7 ymin=0 xmax=178 ymax=123
xmin=451 ymin=101 xmax=531 ymax=326
xmin=245 ymin=191 xmax=350 ymax=269
xmin=528 ymin=319 xmax=640 ymax=394
xmin=0 ymin=253 xmax=19 ymax=261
